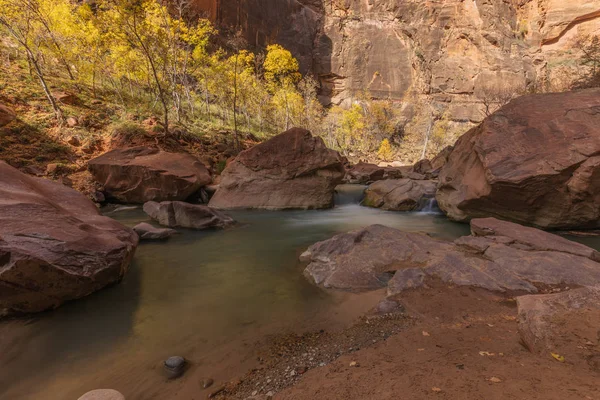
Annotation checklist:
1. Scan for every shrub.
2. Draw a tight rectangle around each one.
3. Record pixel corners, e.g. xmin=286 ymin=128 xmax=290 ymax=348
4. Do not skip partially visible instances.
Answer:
xmin=377 ymin=139 xmax=393 ymax=161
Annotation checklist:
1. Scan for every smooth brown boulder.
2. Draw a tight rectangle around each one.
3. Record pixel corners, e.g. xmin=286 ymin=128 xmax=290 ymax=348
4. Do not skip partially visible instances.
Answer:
xmin=301 ymin=218 xmax=600 ymax=295
xmin=363 ymin=179 xmax=437 ymax=211
xmin=437 ymin=89 xmax=600 ymax=230
xmin=143 ymin=201 xmax=235 ymax=230
xmin=0 ymin=161 xmax=138 ymax=316
xmin=0 ymin=103 xmax=16 ymax=127
xmin=517 ymin=287 xmax=600 ymax=355
xmin=209 ymin=128 xmax=344 ymax=210
xmin=88 ymin=147 xmax=211 ymax=203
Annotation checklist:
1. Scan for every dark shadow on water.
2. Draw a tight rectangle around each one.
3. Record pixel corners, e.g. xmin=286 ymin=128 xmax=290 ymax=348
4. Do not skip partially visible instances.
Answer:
xmin=0 ymin=257 xmax=142 ymax=399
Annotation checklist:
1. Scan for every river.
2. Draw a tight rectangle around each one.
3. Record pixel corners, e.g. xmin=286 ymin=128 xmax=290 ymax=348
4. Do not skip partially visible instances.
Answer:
xmin=0 ymin=185 xmax=494 ymax=399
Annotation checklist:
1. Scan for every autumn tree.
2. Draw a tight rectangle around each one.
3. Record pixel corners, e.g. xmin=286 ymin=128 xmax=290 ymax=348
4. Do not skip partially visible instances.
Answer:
xmin=0 ymin=0 xmax=64 ymax=121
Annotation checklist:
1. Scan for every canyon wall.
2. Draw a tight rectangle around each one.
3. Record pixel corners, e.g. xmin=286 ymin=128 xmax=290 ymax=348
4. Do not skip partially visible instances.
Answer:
xmin=196 ymin=0 xmax=600 ymax=132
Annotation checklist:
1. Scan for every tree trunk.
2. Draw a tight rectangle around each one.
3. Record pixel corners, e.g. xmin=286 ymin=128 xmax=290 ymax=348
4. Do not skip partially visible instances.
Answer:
xmin=233 ymin=52 xmax=240 ymax=151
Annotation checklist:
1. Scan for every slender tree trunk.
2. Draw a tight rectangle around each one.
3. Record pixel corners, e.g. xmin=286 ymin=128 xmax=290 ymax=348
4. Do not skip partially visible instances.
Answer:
xmin=284 ymin=90 xmax=290 ymax=130
xmin=233 ymin=52 xmax=240 ymax=151
xmin=26 ymin=48 xmax=63 ymax=123
xmin=130 ymin=16 xmax=169 ymax=135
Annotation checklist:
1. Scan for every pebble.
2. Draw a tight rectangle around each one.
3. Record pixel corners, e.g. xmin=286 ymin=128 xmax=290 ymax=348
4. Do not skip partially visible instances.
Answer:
xmin=163 ymin=356 xmax=186 ymax=379
xmin=77 ymin=389 xmax=125 ymax=400
xmin=202 ymin=378 xmax=214 ymax=389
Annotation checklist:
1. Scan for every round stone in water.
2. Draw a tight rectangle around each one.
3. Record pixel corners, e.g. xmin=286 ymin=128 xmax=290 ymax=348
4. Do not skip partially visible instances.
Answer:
xmin=164 ymin=356 xmax=185 ymax=370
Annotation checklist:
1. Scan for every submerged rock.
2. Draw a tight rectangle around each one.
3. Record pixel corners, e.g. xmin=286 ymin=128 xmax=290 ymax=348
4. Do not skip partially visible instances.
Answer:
xmin=88 ymin=146 xmax=211 ymax=203
xmin=437 ymin=88 xmax=600 ymax=230
xmin=209 ymin=128 xmax=345 ymax=210
xmin=363 ymin=179 xmax=437 ymax=211
xmin=0 ymin=162 xmax=138 ymax=315
xmin=143 ymin=201 xmax=235 ymax=230
xmin=132 ymin=222 xmax=177 ymax=241
xmin=164 ymin=356 xmax=186 ymax=379
xmin=301 ymin=218 xmax=600 ymax=295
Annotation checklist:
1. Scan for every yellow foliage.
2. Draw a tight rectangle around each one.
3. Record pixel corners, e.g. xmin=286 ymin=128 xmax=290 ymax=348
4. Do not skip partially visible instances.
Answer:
xmin=263 ymin=44 xmax=301 ymax=92
xmin=377 ymin=139 xmax=393 ymax=161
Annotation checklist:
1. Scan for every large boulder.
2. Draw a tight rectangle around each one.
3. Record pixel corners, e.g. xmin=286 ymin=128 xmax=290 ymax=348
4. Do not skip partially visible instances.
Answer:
xmin=209 ymin=128 xmax=345 ymax=210
xmin=0 ymin=161 xmax=138 ymax=316
xmin=437 ymin=89 xmax=600 ymax=230
xmin=0 ymin=103 xmax=16 ymax=127
xmin=300 ymin=218 xmax=600 ymax=295
xmin=88 ymin=147 xmax=211 ymax=203
xmin=143 ymin=201 xmax=235 ymax=230
xmin=517 ymin=287 xmax=600 ymax=366
xmin=363 ymin=179 xmax=437 ymax=211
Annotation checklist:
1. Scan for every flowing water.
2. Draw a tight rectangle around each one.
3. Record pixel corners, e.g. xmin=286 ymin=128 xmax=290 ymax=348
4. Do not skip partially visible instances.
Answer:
xmin=0 ymin=185 xmax=530 ymax=399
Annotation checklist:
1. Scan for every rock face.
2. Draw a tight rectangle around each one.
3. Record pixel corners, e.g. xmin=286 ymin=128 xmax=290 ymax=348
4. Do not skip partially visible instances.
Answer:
xmin=0 ymin=161 xmax=138 ymax=316
xmin=517 ymin=286 xmax=600 ymax=355
xmin=132 ymin=222 xmax=177 ymax=241
xmin=363 ymin=179 xmax=436 ymax=211
xmin=0 ymin=103 xmax=16 ymax=127
xmin=201 ymin=0 xmax=600 ymax=129
xmin=209 ymin=128 xmax=344 ymax=210
xmin=300 ymin=218 xmax=600 ymax=295
xmin=143 ymin=201 xmax=235 ymax=230
xmin=437 ymin=89 xmax=600 ymax=230
xmin=88 ymin=147 xmax=211 ymax=204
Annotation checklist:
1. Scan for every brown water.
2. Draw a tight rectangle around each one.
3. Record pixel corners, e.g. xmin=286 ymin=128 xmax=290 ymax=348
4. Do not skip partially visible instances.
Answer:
xmin=0 ymin=186 xmax=476 ymax=400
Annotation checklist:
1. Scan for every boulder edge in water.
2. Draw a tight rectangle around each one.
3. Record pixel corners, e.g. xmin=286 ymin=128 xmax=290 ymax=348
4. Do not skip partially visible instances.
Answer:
xmin=0 ymin=161 xmax=138 ymax=316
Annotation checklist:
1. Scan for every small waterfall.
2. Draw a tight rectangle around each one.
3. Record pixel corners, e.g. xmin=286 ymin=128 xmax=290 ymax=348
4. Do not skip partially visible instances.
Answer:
xmin=334 ymin=184 xmax=367 ymax=206
xmin=419 ymin=198 xmax=441 ymax=214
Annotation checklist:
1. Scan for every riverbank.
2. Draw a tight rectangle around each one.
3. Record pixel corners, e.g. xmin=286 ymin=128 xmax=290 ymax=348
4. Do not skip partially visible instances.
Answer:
xmin=216 ymin=284 xmax=600 ymax=400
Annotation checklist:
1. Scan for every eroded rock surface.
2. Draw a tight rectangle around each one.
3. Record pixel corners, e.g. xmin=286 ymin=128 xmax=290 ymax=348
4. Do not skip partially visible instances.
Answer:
xmin=0 ymin=161 xmax=138 ymax=316
xmin=88 ymin=147 xmax=211 ymax=204
xmin=301 ymin=218 xmax=600 ymax=295
xmin=201 ymin=0 xmax=600 ymax=135
xmin=517 ymin=286 xmax=600 ymax=355
xmin=363 ymin=179 xmax=437 ymax=211
xmin=209 ymin=128 xmax=344 ymax=210
xmin=437 ymin=89 xmax=600 ymax=230
xmin=143 ymin=201 xmax=235 ymax=230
